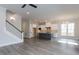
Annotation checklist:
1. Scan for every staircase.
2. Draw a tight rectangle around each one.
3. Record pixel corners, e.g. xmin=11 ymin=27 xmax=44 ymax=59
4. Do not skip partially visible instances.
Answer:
xmin=0 ymin=7 xmax=23 ymax=47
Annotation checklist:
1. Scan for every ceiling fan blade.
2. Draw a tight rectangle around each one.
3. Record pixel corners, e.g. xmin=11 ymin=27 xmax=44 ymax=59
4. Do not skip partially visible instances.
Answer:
xmin=29 ymin=4 xmax=37 ymax=8
xmin=21 ymin=4 xmax=27 ymax=8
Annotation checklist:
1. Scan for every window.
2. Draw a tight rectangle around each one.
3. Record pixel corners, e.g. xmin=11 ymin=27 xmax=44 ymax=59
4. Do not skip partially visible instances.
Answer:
xmin=61 ymin=24 xmax=67 ymax=36
xmin=68 ymin=23 xmax=74 ymax=36
xmin=61 ymin=23 xmax=75 ymax=36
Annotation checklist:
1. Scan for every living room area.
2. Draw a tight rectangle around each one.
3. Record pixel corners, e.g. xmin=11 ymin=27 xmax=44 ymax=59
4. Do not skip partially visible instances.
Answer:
xmin=0 ymin=4 xmax=79 ymax=55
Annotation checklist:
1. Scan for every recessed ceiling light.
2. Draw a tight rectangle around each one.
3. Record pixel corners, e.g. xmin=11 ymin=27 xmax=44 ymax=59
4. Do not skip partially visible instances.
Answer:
xmin=26 ymin=12 xmax=30 ymax=14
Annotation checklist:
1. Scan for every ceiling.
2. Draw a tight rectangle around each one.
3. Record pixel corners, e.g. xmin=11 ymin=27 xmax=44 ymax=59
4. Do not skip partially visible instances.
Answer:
xmin=0 ymin=4 xmax=79 ymax=22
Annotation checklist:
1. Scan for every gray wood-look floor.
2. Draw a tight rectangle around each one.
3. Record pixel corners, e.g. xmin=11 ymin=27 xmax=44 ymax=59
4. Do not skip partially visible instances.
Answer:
xmin=0 ymin=38 xmax=79 ymax=55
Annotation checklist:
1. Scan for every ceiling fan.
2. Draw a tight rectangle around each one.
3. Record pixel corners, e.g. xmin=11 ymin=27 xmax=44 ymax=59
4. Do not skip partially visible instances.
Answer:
xmin=21 ymin=4 xmax=37 ymax=8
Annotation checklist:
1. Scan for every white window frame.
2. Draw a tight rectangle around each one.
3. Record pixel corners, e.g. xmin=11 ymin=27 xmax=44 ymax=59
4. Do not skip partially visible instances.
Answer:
xmin=61 ymin=23 xmax=75 ymax=36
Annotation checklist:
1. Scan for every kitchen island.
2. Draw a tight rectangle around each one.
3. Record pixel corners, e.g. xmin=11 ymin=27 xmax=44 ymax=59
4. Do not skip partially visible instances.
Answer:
xmin=38 ymin=33 xmax=51 ymax=40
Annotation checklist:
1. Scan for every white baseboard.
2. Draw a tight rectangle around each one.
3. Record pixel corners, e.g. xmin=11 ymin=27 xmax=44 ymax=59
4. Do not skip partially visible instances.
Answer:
xmin=0 ymin=39 xmax=23 ymax=47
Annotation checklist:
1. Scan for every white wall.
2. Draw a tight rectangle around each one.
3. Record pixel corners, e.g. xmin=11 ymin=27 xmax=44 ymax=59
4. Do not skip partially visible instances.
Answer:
xmin=23 ymin=19 xmax=35 ymax=38
xmin=0 ymin=7 xmax=6 ymax=32
xmin=0 ymin=7 xmax=23 ymax=47
xmin=22 ymin=19 xmax=29 ymax=38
